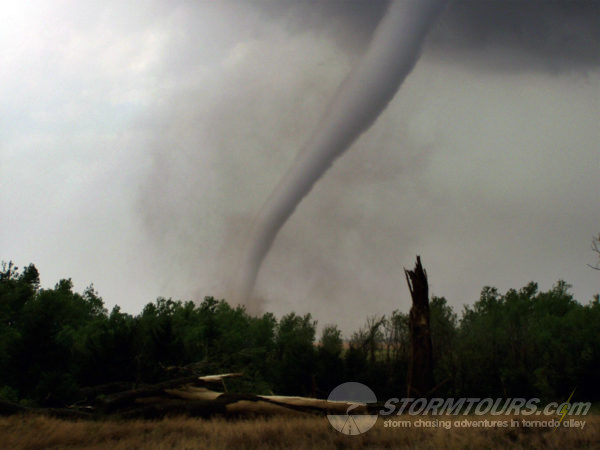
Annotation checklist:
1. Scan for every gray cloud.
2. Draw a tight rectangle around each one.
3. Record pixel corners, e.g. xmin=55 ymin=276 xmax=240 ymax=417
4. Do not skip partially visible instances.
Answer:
xmin=432 ymin=1 xmax=600 ymax=71
xmin=253 ymin=0 xmax=599 ymax=70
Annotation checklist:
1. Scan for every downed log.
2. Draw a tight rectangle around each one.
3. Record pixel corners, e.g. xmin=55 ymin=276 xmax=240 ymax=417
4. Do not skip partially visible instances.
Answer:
xmin=2 ymin=372 xmax=369 ymax=419
xmin=0 ymin=398 xmax=92 ymax=419
xmin=97 ymin=375 xmax=204 ymax=413
xmin=115 ymin=398 xmax=227 ymax=420
xmin=0 ymin=399 xmax=27 ymax=416
xmin=77 ymin=381 xmax=137 ymax=401
xmin=198 ymin=372 xmax=243 ymax=383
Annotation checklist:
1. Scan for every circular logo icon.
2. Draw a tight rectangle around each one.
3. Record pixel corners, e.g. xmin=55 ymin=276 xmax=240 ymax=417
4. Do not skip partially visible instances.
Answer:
xmin=327 ymin=382 xmax=378 ymax=435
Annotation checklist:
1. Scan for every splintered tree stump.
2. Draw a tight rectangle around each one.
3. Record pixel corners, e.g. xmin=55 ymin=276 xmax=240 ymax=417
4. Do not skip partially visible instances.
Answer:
xmin=404 ymin=256 xmax=434 ymax=398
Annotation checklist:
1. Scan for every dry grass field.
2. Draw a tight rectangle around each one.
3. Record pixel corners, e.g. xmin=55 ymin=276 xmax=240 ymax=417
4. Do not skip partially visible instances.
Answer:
xmin=1 ymin=413 xmax=599 ymax=449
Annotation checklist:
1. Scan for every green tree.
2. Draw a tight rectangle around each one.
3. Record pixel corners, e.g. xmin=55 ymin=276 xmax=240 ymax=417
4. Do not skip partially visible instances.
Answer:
xmin=429 ymin=296 xmax=457 ymax=396
xmin=315 ymin=325 xmax=344 ymax=395
xmin=0 ymin=262 xmax=39 ymax=395
xmin=274 ymin=313 xmax=316 ymax=395
xmin=13 ymin=277 xmax=108 ymax=405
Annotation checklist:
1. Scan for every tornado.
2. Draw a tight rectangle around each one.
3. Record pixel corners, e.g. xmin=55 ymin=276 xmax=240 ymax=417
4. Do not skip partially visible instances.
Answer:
xmin=237 ymin=0 xmax=447 ymax=303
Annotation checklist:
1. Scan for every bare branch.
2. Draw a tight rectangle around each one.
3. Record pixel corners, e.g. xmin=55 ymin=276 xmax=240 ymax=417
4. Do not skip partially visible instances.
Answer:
xmin=587 ymin=234 xmax=600 ymax=270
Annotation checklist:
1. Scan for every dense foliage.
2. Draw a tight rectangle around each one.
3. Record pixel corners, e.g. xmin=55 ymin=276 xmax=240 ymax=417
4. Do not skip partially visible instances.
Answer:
xmin=1 ymin=261 xmax=598 ymax=406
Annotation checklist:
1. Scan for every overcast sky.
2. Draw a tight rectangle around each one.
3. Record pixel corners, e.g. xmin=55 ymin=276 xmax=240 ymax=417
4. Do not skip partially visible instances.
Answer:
xmin=1 ymin=1 xmax=598 ymax=334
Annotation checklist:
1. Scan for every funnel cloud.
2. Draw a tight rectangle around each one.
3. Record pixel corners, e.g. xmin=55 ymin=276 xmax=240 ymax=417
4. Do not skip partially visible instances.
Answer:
xmin=237 ymin=0 xmax=447 ymax=303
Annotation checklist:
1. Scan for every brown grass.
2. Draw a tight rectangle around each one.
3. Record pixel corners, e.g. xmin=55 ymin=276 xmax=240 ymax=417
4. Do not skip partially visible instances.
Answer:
xmin=0 ymin=413 xmax=598 ymax=450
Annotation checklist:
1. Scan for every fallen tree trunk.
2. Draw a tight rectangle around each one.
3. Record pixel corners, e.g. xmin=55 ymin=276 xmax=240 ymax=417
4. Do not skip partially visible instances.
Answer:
xmin=97 ymin=375 xmax=206 ymax=413
xmin=0 ymin=399 xmax=92 ymax=419
xmin=2 ymin=373 xmax=366 ymax=420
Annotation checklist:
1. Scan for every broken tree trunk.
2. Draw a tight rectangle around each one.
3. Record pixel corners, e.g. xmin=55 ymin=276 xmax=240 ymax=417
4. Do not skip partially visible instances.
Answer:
xmin=404 ymin=256 xmax=434 ymax=398
xmin=1 ymin=371 xmax=371 ymax=419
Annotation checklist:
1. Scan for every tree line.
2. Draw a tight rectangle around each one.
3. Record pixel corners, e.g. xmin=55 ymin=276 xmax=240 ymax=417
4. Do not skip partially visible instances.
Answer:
xmin=1 ymin=261 xmax=598 ymax=407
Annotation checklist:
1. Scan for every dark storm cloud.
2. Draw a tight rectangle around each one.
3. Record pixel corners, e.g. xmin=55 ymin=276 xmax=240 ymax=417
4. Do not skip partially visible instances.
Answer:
xmin=253 ymin=0 xmax=599 ymax=70
xmin=433 ymin=1 xmax=600 ymax=70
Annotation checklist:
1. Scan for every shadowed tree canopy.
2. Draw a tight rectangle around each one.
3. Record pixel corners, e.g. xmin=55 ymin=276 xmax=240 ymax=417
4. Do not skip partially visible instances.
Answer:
xmin=1 ymin=260 xmax=598 ymax=409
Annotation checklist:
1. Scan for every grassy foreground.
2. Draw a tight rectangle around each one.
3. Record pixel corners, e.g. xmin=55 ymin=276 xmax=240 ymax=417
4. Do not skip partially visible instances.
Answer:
xmin=1 ymin=414 xmax=598 ymax=449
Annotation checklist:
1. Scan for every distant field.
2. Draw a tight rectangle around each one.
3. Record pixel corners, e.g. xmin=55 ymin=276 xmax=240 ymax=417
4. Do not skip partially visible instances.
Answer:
xmin=1 ymin=414 xmax=599 ymax=449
